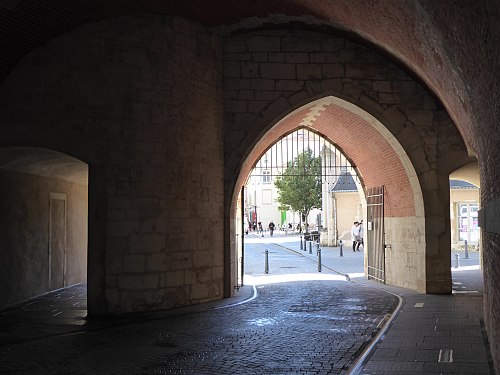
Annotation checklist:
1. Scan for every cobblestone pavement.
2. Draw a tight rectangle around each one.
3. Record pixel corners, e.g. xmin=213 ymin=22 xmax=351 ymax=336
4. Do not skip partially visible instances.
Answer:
xmin=0 ymin=236 xmax=398 ymax=374
xmin=0 ymin=284 xmax=87 ymax=345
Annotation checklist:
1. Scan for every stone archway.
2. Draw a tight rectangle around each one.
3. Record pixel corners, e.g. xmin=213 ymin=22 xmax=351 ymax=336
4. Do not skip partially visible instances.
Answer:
xmin=230 ymin=96 xmax=426 ymax=292
xmin=223 ymin=27 xmax=473 ymax=297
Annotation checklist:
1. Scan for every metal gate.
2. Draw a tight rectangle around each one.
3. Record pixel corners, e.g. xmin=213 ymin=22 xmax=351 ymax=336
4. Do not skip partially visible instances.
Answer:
xmin=366 ymin=186 xmax=385 ymax=283
xmin=245 ymin=128 xmax=359 ymax=242
xmin=252 ymin=128 xmax=356 ymax=181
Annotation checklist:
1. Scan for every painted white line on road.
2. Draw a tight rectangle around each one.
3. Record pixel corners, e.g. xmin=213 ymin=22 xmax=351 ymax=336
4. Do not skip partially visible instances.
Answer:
xmin=347 ymin=273 xmax=365 ymax=279
xmin=213 ymin=285 xmax=259 ymax=310
xmin=451 ymin=265 xmax=480 ymax=271
xmin=246 ymin=273 xmax=347 ymax=285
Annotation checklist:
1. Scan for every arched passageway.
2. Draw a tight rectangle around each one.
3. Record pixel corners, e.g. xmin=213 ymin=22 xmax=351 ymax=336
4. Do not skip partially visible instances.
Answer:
xmin=232 ymin=96 xmax=428 ymax=292
xmin=0 ymin=2 xmax=498 ymax=371
xmin=0 ymin=11 xmax=476 ymax=318
xmin=0 ymin=147 xmax=88 ymax=310
xmin=223 ymin=27 xmax=473 ymax=299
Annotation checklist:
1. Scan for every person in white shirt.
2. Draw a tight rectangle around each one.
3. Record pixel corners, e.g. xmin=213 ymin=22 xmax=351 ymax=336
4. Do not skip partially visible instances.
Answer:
xmin=355 ymin=220 xmax=364 ymax=251
xmin=351 ymin=221 xmax=360 ymax=251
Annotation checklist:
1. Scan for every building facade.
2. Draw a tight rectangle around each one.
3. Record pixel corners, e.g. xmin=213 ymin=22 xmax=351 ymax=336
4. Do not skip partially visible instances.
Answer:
xmin=321 ymin=178 xmax=481 ymax=250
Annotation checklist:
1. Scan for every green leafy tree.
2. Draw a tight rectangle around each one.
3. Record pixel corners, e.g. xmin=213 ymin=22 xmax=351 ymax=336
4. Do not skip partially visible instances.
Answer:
xmin=274 ymin=148 xmax=322 ymax=232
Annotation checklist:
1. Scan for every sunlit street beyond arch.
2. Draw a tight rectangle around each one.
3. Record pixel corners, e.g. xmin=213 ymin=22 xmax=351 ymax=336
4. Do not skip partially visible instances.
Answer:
xmin=244 ymin=231 xmax=366 ymax=284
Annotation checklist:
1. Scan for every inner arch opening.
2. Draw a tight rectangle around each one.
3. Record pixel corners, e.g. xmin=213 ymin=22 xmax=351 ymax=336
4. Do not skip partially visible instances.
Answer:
xmin=231 ymin=96 xmax=426 ymax=293
xmin=449 ymin=161 xmax=482 ymax=275
xmin=0 ymin=147 xmax=88 ymax=314
xmin=248 ymin=127 xmax=361 ymax=238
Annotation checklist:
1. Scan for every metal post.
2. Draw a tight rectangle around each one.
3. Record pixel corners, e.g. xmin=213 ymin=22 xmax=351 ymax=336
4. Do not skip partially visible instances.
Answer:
xmin=339 ymin=240 xmax=343 ymax=257
xmin=318 ymin=248 xmax=322 ymax=272
xmin=265 ymin=249 xmax=269 ymax=274
xmin=316 ymin=240 xmax=320 ymax=255
xmin=300 ymin=236 xmax=303 ymax=250
xmin=303 ymin=237 xmax=307 ymax=251
xmin=464 ymin=240 xmax=469 ymax=259
xmin=309 ymin=241 xmax=312 ymax=254
xmin=454 ymin=253 xmax=460 ymax=268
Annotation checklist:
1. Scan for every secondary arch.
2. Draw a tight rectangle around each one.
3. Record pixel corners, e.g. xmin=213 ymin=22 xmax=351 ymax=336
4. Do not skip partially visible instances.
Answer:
xmin=230 ymin=96 xmax=426 ymax=293
xmin=0 ymin=147 xmax=88 ymax=310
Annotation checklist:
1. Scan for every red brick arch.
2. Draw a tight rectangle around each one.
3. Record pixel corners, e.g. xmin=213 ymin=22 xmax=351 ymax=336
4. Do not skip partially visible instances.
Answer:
xmin=236 ymin=97 xmax=419 ymax=218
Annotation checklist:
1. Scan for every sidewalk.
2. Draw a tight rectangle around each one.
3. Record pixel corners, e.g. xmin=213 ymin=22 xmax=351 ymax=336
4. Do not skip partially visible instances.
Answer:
xmin=267 ymin=234 xmax=493 ymax=374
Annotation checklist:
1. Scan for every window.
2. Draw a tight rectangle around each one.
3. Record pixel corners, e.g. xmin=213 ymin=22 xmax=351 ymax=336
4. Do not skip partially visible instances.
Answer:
xmin=262 ymin=170 xmax=272 ymax=184
xmin=457 ymin=203 xmax=479 ymax=243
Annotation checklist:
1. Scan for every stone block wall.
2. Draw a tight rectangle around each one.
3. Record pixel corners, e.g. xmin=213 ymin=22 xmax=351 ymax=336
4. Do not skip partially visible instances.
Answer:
xmin=91 ymin=16 xmax=225 ymax=313
xmin=384 ymin=216 xmax=426 ymax=291
xmin=480 ymin=195 xmax=500 ymax=371
xmin=223 ymin=29 xmax=469 ymax=180
xmin=223 ymin=29 xmax=471 ymax=294
xmin=0 ymin=15 xmax=225 ymax=314
xmin=482 ymin=231 xmax=500 ymax=371
xmin=0 ymin=13 xmax=481 ymax=316
xmin=0 ymin=4 xmax=497 ymax=372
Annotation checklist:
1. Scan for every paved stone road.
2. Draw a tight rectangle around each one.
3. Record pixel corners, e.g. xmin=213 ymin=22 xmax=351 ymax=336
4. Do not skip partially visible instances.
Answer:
xmin=0 ymin=236 xmax=398 ymax=374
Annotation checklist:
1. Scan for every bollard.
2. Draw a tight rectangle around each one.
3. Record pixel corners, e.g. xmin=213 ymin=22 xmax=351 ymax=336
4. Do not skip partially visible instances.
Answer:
xmin=318 ymin=248 xmax=322 ymax=272
xmin=454 ymin=253 xmax=460 ymax=268
xmin=265 ymin=249 xmax=269 ymax=274
xmin=339 ymin=240 xmax=344 ymax=257
xmin=303 ymin=237 xmax=307 ymax=251
xmin=300 ymin=236 xmax=303 ymax=250
xmin=309 ymin=241 xmax=312 ymax=254
xmin=464 ymin=240 xmax=469 ymax=259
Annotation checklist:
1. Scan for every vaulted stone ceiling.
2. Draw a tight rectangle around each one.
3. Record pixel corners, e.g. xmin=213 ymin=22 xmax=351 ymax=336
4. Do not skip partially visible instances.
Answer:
xmin=0 ymin=1 xmax=494 ymax=86
xmin=0 ymin=147 xmax=88 ymax=185
xmin=0 ymin=1 xmax=498 ymax=154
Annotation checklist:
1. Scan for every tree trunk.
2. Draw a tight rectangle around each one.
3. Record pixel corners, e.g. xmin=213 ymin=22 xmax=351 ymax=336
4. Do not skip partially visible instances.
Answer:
xmin=303 ymin=209 xmax=310 ymax=233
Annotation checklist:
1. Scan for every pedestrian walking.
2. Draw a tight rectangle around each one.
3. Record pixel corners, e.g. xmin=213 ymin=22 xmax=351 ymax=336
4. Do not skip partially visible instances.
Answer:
xmin=356 ymin=220 xmax=364 ymax=251
xmin=268 ymin=221 xmax=275 ymax=236
xmin=351 ymin=221 xmax=360 ymax=251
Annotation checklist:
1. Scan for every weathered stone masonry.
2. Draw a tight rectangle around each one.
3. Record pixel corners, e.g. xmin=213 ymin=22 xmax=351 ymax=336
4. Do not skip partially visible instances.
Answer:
xmin=0 ymin=15 xmax=475 ymax=312
xmin=223 ymin=29 xmax=472 ymax=295
xmin=0 ymin=2 xmax=499 ymax=372
xmin=0 ymin=15 xmax=225 ymax=314
xmin=0 ymin=12 xmax=487 ymax=343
